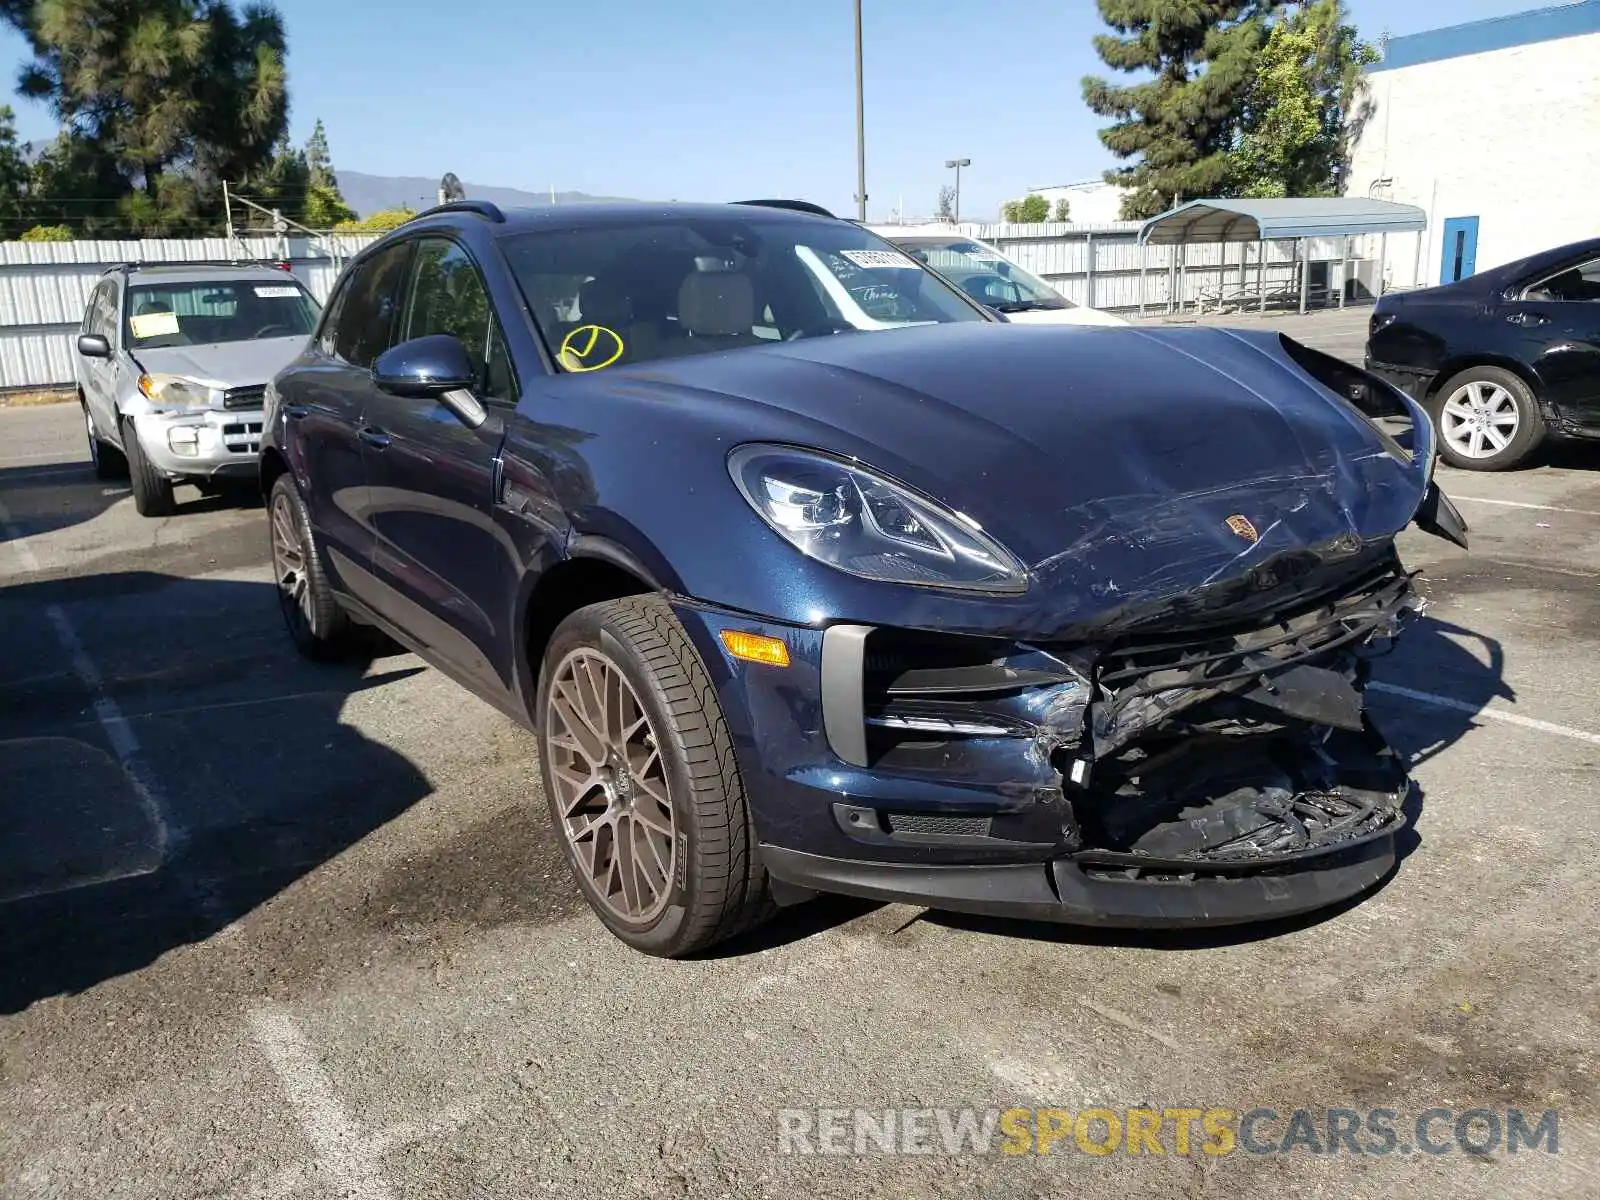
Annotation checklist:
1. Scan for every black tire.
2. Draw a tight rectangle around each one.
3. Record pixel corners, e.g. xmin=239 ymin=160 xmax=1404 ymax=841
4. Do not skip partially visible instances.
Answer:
xmin=122 ymin=417 xmax=176 ymax=516
xmin=536 ymin=595 xmax=774 ymax=956
xmin=82 ymin=399 xmax=126 ymax=480
xmin=1428 ymin=366 xmax=1545 ymax=471
xmin=268 ymin=472 xmax=357 ymax=660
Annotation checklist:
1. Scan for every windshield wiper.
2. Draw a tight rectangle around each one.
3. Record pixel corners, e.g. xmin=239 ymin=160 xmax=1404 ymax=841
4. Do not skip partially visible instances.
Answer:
xmin=992 ymin=300 xmax=1066 ymax=314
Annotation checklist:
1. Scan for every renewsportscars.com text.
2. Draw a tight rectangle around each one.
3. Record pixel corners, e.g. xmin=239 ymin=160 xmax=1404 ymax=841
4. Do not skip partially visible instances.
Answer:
xmin=777 ymin=1106 xmax=1559 ymax=1158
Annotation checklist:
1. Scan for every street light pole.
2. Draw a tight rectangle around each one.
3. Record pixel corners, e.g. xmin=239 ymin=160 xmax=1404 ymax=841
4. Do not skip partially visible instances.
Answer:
xmin=854 ymin=0 xmax=866 ymax=221
xmin=944 ymin=157 xmax=970 ymax=224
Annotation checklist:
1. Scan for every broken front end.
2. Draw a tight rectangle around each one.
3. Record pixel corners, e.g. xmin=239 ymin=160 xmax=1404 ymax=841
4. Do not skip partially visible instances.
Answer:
xmin=723 ymin=543 xmax=1424 ymax=927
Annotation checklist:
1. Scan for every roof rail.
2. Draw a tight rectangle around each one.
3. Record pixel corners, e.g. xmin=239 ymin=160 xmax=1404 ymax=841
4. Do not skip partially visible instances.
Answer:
xmin=417 ymin=199 xmax=507 ymax=223
xmin=101 ymin=258 xmax=295 ymax=275
xmin=732 ymin=199 xmax=836 ymax=219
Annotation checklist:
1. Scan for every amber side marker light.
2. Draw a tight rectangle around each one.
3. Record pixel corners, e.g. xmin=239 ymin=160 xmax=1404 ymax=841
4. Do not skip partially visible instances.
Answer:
xmin=720 ymin=630 xmax=791 ymax=667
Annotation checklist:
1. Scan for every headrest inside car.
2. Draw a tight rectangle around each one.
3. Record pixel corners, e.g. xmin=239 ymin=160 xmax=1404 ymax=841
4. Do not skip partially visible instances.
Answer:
xmin=678 ymin=272 xmax=754 ymax=337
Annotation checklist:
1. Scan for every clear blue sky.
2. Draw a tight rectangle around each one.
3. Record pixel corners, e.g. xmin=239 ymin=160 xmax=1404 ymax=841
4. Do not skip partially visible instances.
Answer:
xmin=0 ymin=0 xmax=1553 ymax=219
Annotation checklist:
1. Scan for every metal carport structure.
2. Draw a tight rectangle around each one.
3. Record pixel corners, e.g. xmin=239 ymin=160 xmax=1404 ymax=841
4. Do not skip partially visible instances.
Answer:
xmin=1136 ymin=198 xmax=1428 ymax=314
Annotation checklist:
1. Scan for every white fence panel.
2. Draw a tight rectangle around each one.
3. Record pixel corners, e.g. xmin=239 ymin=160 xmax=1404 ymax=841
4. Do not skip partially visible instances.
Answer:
xmin=0 ymin=234 xmax=380 ymax=390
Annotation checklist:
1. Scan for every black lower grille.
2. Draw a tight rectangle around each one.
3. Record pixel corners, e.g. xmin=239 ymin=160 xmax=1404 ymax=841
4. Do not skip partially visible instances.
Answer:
xmin=884 ymin=813 xmax=993 ymax=837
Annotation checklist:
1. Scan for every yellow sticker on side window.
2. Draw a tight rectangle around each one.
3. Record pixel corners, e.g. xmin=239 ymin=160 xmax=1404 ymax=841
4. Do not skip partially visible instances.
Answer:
xmin=129 ymin=311 xmax=179 ymax=338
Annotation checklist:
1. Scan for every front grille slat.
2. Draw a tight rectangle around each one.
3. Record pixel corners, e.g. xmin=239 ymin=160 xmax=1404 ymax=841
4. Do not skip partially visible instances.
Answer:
xmin=222 ymin=384 xmax=266 ymax=411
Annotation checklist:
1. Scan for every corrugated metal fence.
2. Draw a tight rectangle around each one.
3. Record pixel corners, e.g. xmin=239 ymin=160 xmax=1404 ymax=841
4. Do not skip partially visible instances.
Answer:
xmin=0 ymin=234 xmax=379 ymax=391
xmin=945 ymin=221 xmax=1372 ymax=313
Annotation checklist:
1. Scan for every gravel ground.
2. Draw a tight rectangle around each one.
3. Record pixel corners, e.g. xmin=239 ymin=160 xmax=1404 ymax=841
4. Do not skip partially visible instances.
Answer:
xmin=2 ymin=323 xmax=1597 ymax=1198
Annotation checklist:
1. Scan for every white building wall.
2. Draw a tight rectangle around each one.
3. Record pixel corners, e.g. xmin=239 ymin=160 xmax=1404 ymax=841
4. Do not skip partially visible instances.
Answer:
xmin=1024 ymin=180 xmax=1127 ymax=225
xmin=1347 ymin=30 xmax=1600 ymax=289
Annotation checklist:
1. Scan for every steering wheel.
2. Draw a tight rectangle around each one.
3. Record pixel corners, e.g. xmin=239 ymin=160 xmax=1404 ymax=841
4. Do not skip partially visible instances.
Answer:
xmin=251 ymin=323 xmax=292 ymax=339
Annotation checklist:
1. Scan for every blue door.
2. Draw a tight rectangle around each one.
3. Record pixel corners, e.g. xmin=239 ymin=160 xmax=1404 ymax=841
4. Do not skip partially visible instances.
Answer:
xmin=1440 ymin=216 xmax=1480 ymax=284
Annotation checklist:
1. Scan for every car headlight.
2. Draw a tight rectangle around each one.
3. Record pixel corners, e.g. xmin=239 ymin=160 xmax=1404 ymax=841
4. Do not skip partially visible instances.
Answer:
xmin=728 ymin=444 xmax=1028 ymax=593
xmin=138 ymin=373 xmax=215 ymax=412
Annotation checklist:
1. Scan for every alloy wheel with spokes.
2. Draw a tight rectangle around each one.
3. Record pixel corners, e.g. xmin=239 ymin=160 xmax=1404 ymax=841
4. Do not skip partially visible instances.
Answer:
xmin=266 ymin=473 xmax=354 ymax=659
xmin=1441 ymin=380 xmax=1520 ymax=460
xmin=270 ymin=487 xmax=312 ymax=633
xmin=545 ymin=647 xmax=677 ymax=925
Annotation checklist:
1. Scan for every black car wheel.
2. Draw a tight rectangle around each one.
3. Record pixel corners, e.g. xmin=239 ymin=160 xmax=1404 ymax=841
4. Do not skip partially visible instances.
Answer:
xmin=536 ymin=596 xmax=773 ymax=956
xmin=122 ymin=418 xmax=176 ymax=516
xmin=268 ymin=473 xmax=356 ymax=660
xmin=1429 ymin=366 xmax=1545 ymax=471
xmin=83 ymin=398 xmax=126 ymax=480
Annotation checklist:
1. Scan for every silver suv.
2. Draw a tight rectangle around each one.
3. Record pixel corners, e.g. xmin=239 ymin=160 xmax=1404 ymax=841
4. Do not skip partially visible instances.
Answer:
xmin=74 ymin=262 xmax=322 ymax=516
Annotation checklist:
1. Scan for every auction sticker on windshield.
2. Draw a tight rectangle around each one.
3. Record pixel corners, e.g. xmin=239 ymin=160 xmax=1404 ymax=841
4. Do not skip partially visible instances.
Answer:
xmin=253 ymin=285 xmax=301 ymax=298
xmin=129 ymin=311 xmax=179 ymax=338
xmin=840 ymin=250 xmax=914 ymax=269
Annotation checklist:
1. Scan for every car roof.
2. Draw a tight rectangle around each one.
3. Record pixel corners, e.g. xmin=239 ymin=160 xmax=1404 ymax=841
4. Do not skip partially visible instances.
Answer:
xmin=119 ymin=264 xmax=302 ymax=286
xmin=447 ymin=200 xmax=843 ymax=237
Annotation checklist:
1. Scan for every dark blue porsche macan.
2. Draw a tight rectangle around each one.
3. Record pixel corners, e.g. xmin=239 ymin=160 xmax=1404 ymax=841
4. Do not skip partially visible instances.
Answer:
xmin=261 ymin=199 xmax=1468 ymax=955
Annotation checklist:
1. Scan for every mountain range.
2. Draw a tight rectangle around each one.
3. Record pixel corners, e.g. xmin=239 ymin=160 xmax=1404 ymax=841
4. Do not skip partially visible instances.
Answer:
xmin=336 ymin=170 xmax=633 ymax=216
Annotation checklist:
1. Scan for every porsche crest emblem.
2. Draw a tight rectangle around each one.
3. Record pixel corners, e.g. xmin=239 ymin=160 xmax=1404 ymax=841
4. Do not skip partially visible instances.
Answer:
xmin=1225 ymin=514 xmax=1259 ymax=543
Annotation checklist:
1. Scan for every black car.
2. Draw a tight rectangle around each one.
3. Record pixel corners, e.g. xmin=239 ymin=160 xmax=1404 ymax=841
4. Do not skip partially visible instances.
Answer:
xmin=1366 ymin=235 xmax=1600 ymax=470
xmin=261 ymin=198 xmax=1465 ymax=956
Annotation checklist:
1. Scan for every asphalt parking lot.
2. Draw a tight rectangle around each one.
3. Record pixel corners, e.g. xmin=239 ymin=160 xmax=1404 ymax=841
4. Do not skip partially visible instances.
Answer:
xmin=3 ymin=309 xmax=1598 ymax=1198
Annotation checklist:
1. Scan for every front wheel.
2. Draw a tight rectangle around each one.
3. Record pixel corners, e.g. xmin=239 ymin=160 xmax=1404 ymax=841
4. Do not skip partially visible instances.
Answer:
xmin=536 ymin=596 xmax=773 ymax=956
xmin=122 ymin=418 xmax=175 ymax=516
xmin=1429 ymin=366 xmax=1545 ymax=471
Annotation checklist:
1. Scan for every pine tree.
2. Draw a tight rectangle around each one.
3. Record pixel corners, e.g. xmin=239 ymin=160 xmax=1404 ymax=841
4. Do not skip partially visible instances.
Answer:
xmin=302 ymin=119 xmax=354 ymax=227
xmin=1082 ymin=0 xmax=1288 ymax=219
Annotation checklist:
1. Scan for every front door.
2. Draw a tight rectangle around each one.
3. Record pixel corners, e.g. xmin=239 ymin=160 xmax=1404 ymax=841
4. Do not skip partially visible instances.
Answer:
xmin=1440 ymin=216 xmax=1480 ymax=284
xmin=296 ymin=240 xmax=414 ymax=604
xmin=80 ymin=280 xmax=122 ymax=437
xmin=359 ymin=236 xmax=520 ymax=700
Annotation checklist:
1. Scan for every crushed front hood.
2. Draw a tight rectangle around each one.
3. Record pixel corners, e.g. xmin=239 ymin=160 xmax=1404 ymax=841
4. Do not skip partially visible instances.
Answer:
xmin=628 ymin=323 xmax=1440 ymax=633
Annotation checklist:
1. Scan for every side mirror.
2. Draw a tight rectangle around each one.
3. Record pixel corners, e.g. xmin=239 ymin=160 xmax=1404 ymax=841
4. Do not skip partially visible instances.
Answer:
xmin=77 ymin=333 xmax=111 ymax=358
xmin=372 ymin=334 xmax=487 ymax=428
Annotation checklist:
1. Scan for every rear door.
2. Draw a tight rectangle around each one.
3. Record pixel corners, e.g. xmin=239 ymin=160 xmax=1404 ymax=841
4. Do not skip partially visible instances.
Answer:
xmin=281 ymin=240 xmax=412 ymax=602
xmin=358 ymin=235 xmax=520 ymax=699
xmin=1503 ymin=253 xmax=1600 ymax=427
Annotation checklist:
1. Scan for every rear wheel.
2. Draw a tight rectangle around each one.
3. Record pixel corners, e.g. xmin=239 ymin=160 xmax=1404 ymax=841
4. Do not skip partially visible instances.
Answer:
xmin=83 ymin=400 xmax=126 ymax=480
xmin=268 ymin=473 xmax=357 ymax=660
xmin=1429 ymin=366 xmax=1545 ymax=471
xmin=536 ymin=596 xmax=773 ymax=956
xmin=122 ymin=418 xmax=176 ymax=516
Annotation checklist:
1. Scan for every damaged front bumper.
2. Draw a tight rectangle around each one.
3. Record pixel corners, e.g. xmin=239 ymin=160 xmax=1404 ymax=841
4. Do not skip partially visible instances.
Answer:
xmin=676 ymin=548 xmax=1422 ymax=928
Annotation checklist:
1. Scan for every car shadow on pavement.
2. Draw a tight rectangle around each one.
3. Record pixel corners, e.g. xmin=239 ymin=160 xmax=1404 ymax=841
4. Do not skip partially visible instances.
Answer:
xmin=0 ymin=570 xmax=433 ymax=1015
xmin=722 ymin=612 xmax=1511 ymax=957
xmin=0 ymin=462 xmax=262 ymax=542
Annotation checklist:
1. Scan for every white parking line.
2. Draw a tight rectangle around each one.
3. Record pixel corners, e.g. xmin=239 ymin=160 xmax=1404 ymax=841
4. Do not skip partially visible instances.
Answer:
xmin=0 ymin=496 xmax=172 ymax=858
xmin=1370 ymin=681 xmax=1600 ymax=748
xmin=249 ymin=1008 xmax=394 ymax=1200
xmin=1449 ymin=494 xmax=1600 ymax=518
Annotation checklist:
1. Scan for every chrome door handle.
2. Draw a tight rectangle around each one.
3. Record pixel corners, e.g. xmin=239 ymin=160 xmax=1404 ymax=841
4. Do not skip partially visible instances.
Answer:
xmin=1506 ymin=311 xmax=1549 ymax=326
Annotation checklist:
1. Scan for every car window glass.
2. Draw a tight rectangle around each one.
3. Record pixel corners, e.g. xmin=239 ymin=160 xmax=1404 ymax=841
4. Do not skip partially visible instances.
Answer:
xmin=333 ymin=243 xmax=413 ymax=368
xmin=1527 ymin=257 xmax=1600 ymax=303
xmin=122 ymin=279 xmax=319 ymax=350
xmin=499 ymin=216 xmax=984 ymax=372
xmin=893 ymin=238 xmax=1072 ymax=312
xmin=402 ymin=237 xmax=514 ymax=401
xmin=90 ymin=282 xmax=115 ymax=338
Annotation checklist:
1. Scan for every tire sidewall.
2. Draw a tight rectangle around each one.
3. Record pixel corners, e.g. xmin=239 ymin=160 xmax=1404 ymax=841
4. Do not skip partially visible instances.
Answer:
xmin=122 ymin=417 xmax=175 ymax=512
xmin=1429 ymin=367 xmax=1543 ymax=471
xmin=269 ymin=472 xmax=344 ymax=656
xmin=535 ymin=606 xmax=700 ymax=954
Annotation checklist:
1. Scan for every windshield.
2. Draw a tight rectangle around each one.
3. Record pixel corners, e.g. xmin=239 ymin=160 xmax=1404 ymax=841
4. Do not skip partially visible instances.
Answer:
xmin=499 ymin=216 xmax=987 ymax=371
xmin=888 ymin=237 xmax=1072 ymax=313
xmin=123 ymin=279 xmax=321 ymax=350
